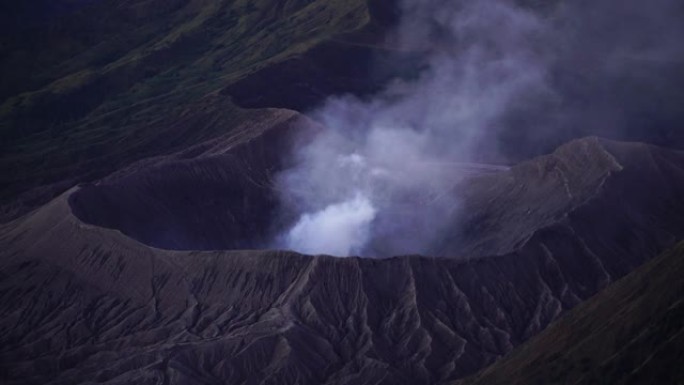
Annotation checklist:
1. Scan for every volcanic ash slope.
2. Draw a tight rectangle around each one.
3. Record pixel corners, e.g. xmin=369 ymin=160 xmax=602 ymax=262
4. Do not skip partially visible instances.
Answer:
xmin=2 ymin=134 xmax=684 ymax=384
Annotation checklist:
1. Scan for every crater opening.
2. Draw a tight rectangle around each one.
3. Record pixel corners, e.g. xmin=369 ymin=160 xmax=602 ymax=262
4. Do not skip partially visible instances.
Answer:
xmin=69 ymin=115 xmax=307 ymax=252
xmin=68 ymin=115 xmax=509 ymax=257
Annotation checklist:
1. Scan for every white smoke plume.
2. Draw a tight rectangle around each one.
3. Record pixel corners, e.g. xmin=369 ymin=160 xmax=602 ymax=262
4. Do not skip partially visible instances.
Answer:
xmin=285 ymin=192 xmax=376 ymax=256
xmin=273 ymin=0 xmax=684 ymax=257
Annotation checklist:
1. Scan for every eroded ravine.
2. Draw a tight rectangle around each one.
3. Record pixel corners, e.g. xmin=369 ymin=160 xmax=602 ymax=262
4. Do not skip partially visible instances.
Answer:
xmin=2 ymin=132 xmax=684 ymax=384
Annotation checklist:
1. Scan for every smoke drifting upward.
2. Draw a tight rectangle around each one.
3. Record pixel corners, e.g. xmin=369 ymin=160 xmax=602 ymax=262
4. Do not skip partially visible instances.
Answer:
xmin=273 ymin=0 xmax=684 ymax=257
xmin=285 ymin=192 xmax=376 ymax=256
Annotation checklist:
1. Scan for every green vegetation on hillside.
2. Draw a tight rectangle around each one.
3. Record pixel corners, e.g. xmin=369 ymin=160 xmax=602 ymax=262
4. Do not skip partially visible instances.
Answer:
xmin=0 ymin=0 xmax=370 ymax=219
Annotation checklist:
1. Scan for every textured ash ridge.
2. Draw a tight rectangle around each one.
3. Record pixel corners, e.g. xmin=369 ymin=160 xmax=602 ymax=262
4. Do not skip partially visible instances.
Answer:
xmin=454 ymin=240 xmax=684 ymax=385
xmin=2 ymin=123 xmax=684 ymax=384
xmin=68 ymin=109 xmax=321 ymax=251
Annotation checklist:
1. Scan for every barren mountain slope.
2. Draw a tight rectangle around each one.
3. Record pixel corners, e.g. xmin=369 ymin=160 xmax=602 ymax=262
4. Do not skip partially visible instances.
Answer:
xmin=454 ymin=240 xmax=684 ymax=385
xmin=1 ymin=129 xmax=684 ymax=384
xmin=3 ymin=1 xmax=683 ymax=384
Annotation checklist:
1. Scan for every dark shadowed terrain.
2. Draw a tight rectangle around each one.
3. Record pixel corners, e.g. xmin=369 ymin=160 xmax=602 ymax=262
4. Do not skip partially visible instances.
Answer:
xmin=2 ymin=129 xmax=684 ymax=383
xmin=1 ymin=0 xmax=684 ymax=384
xmin=455 ymin=240 xmax=684 ymax=385
xmin=0 ymin=0 xmax=370 ymax=220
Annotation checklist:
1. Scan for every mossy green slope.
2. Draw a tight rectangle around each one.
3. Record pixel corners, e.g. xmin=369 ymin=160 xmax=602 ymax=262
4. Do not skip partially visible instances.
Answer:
xmin=0 ymin=0 xmax=369 ymax=219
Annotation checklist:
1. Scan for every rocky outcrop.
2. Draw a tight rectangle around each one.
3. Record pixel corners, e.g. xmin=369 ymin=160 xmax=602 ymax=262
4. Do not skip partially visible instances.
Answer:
xmin=1 ymin=136 xmax=684 ymax=384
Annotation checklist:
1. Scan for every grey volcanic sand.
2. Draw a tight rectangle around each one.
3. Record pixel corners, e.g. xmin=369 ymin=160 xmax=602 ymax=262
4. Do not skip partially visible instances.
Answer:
xmin=2 ymin=126 xmax=684 ymax=384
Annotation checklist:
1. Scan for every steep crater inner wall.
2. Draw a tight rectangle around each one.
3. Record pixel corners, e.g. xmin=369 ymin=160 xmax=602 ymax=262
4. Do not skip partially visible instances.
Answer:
xmin=68 ymin=132 xmax=680 ymax=260
xmin=69 ymin=115 xmax=313 ymax=251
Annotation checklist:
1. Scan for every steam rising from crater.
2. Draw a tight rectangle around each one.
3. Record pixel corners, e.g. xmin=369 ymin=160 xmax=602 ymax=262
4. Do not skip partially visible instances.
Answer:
xmin=285 ymin=193 xmax=376 ymax=256
xmin=274 ymin=0 xmax=684 ymax=257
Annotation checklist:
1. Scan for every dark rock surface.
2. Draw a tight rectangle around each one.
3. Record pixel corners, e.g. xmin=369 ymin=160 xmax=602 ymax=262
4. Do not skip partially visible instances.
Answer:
xmin=2 ymin=128 xmax=684 ymax=384
xmin=69 ymin=108 xmax=321 ymax=251
xmin=3 ymin=2 xmax=683 ymax=383
xmin=454 ymin=240 xmax=684 ymax=385
xmin=223 ymin=39 xmax=426 ymax=113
